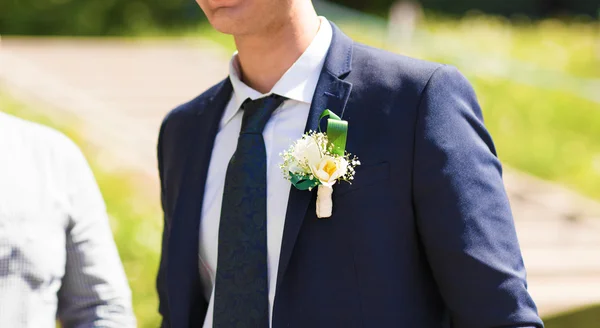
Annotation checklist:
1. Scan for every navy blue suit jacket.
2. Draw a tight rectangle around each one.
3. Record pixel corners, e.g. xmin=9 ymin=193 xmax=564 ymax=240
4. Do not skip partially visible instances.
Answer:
xmin=156 ymin=22 xmax=543 ymax=328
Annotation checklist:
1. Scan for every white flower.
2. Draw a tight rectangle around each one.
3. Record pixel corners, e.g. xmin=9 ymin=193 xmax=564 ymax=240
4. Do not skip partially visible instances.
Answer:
xmin=292 ymin=135 xmax=323 ymax=168
xmin=310 ymin=155 xmax=349 ymax=187
xmin=287 ymin=161 xmax=304 ymax=175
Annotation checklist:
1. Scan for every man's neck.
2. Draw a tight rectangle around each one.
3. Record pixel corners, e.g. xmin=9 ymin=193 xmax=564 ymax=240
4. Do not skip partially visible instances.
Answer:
xmin=233 ymin=8 xmax=320 ymax=94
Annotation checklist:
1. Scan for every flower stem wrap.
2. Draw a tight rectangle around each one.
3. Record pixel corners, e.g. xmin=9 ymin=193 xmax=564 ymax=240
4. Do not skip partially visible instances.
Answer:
xmin=316 ymin=185 xmax=334 ymax=218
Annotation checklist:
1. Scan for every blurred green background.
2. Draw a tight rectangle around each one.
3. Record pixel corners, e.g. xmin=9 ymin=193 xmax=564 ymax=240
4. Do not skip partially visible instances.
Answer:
xmin=1 ymin=0 xmax=599 ymax=327
xmin=2 ymin=0 xmax=599 ymax=35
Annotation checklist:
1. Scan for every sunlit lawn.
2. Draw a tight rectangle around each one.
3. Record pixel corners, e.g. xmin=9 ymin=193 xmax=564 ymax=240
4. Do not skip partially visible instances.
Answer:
xmin=335 ymin=14 xmax=600 ymax=79
xmin=410 ymin=16 xmax=600 ymax=79
xmin=472 ymin=75 xmax=600 ymax=199
xmin=544 ymin=304 xmax=600 ymax=328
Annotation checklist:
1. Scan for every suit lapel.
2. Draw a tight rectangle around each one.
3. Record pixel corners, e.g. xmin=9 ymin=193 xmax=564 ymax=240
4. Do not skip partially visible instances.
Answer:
xmin=276 ymin=22 xmax=354 ymax=288
xmin=168 ymin=78 xmax=233 ymax=327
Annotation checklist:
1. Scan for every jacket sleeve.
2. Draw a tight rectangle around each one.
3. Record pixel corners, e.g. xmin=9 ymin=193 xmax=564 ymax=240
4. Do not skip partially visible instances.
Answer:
xmin=56 ymin=139 xmax=136 ymax=328
xmin=412 ymin=65 xmax=544 ymax=328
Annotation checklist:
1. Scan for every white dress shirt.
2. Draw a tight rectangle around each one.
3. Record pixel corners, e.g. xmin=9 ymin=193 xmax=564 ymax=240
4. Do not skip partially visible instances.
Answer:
xmin=0 ymin=112 xmax=135 ymax=327
xmin=199 ymin=17 xmax=333 ymax=328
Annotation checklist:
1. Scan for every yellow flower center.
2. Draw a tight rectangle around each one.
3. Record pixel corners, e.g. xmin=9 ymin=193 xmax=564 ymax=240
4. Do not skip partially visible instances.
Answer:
xmin=323 ymin=159 xmax=338 ymax=177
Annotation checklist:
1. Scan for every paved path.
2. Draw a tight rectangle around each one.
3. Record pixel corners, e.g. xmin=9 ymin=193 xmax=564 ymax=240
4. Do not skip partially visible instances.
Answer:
xmin=1 ymin=37 xmax=599 ymax=317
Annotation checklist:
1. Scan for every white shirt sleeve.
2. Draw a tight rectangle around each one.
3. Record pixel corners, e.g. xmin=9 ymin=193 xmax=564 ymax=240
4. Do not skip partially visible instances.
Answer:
xmin=53 ymin=135 xmax=136 ymax=328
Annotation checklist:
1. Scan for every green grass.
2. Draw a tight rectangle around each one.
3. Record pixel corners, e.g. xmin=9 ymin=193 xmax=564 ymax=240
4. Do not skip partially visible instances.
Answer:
xmin=417 ymin=15 xmax=600 ymax=79
xmin=0 ymin=93 xmax=162 ymax=328
xmin=545 ymin=304 xmax=600 ymax=328
xmin=471 ymin=75 xmax=600 ymax=200
xmin=328 ymin=14 xmax=600 ymax=79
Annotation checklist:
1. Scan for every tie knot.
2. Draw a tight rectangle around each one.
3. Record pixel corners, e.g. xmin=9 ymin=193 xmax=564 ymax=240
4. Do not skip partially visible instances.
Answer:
xmin=240 ymin=94 xmax=286 ymax=134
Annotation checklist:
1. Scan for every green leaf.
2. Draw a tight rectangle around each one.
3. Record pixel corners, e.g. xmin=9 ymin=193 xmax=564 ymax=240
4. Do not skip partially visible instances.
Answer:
xmin=319 ymin=109 xmax=348 ymax=156
xmin=319 ymin=109 xmax=341 ymax=121
xmin=290 ymin=173 xmax=320 ymax=191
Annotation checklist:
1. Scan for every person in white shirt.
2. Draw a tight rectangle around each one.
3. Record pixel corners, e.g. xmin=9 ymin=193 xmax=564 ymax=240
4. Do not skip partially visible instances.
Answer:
xmin=0 ymin=112 xmax=136 ymax=328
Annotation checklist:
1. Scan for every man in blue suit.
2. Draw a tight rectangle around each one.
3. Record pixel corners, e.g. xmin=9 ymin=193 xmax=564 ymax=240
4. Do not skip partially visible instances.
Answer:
xmin=156 ymin=0 xmax=543 ymax=327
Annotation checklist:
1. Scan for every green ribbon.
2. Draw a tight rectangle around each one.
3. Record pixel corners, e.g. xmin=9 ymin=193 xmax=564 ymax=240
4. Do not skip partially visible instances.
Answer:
xmin=319 ymin=109 xmax=348 ymax=156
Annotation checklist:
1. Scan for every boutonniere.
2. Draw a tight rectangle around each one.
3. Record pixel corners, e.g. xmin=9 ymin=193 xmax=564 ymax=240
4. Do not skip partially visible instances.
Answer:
xmin=280 ymin=110 xmax=360 ymax=219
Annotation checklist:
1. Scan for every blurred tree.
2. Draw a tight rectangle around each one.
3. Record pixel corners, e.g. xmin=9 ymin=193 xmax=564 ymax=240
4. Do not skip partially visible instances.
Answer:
xmin=0 ymin=0 xmax=204 ymax=35
xmin=328 ymin=0 xmax=599 ymax=18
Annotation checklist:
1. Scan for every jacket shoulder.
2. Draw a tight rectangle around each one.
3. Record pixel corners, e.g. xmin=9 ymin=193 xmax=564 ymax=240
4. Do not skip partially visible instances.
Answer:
xmin=351 ymin=42 xmax=445 ymax=90
xmin=161 ymin=78 xmax=228 ymax=130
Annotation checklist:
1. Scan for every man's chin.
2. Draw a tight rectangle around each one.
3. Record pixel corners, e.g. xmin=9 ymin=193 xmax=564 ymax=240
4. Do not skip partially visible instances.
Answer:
xmin=208 ymin=10 xmax=246 ymax=35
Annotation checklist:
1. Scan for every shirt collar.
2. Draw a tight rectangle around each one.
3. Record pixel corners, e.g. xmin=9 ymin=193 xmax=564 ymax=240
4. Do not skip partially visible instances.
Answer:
xmin=223 ymin=16 xmax=333 ymax=126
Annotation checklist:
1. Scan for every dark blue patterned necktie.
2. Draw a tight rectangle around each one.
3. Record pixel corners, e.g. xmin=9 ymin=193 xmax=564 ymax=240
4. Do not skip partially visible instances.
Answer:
xmin=213 ymin=94 xmax=286 ymax=328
